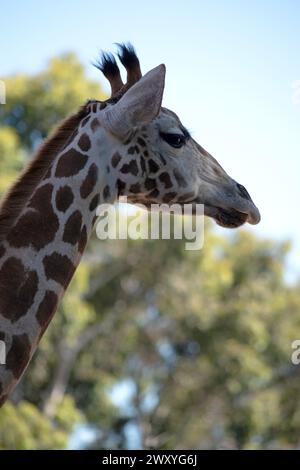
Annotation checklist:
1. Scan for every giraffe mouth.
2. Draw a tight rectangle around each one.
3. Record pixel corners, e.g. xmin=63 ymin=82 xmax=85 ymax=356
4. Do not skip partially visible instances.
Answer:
xmin=203 ymin=205 xmax=249 ymax=228
xmin=127 ymin=197 xmax=260 ymax=229
xmin=202 ymin=200 xmax=261 ymax=228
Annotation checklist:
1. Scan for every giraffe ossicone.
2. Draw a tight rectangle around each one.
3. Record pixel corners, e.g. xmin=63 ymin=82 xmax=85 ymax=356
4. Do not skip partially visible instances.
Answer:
xmin=0 ymin=43 xmax=260 ymax=406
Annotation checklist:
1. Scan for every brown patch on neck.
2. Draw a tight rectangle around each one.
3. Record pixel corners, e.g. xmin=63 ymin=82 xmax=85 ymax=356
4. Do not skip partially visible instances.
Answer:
xmin=0 ymin=105 xmax=89 ymax=243
xmin=0 ymin=257 xmax=38 ymax=322
xmin=6 ymin=333 xmax=32 ymax=379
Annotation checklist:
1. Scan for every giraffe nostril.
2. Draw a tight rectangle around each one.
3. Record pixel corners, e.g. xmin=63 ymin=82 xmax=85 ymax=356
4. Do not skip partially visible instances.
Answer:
xmin=237 ymin=183 xmax=251 ymax=201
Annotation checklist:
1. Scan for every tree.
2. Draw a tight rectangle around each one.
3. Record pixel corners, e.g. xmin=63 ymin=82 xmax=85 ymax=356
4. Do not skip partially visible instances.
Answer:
xmin=0 ymin=53 xmax=104 ymax=151
xmin=0 ymin=126 xmax=24 ymax=195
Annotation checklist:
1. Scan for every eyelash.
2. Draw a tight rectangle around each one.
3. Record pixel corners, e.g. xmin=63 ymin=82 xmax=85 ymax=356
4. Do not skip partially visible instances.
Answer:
xmin=160 ymin=132 xmax=186 ymax=149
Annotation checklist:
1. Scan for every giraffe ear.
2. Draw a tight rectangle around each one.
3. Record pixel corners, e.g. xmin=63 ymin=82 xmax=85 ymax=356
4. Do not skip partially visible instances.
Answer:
xmin=101 ymin=64 xmax=166 ymax=140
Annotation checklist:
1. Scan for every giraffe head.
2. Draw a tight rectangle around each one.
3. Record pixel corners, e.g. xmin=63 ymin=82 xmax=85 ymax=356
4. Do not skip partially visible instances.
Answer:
xmin=94 ymin=44 xmax=260 ymax=228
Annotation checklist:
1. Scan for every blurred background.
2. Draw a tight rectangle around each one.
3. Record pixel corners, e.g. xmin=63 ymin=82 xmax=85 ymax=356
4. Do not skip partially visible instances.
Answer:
xmin=0 ymin=0 xmax=300 ymax=449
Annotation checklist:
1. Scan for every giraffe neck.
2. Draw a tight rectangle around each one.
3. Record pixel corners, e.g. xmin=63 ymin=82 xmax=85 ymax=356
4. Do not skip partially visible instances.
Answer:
xmin=0 ymin=111 xmax=118 ymax=405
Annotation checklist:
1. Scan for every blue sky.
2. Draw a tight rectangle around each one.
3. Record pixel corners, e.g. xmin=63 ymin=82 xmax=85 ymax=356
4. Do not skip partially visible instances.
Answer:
xmin=1 ymin=0 xmax=300 ymax=278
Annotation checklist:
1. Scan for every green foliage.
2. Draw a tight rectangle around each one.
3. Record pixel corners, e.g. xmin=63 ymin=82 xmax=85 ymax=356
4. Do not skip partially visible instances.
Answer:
xmin=0 ymin=54 xmax=300 ymax=449
xmin=0 ymin=126 xmax=24 ymax=195
xmin=0 ymin=401 xmax=67 ymax=449
xmin=0 ymin=53 xmax=104 ymax=150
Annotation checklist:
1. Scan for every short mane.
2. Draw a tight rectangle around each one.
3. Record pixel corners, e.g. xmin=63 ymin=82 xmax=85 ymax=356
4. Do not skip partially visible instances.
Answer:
xmin=0 ymin=105 xmax=88 ymax=243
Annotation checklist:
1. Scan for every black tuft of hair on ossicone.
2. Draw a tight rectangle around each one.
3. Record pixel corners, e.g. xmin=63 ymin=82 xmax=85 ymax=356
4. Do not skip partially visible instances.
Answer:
xmin=116 ymin=43 xmax=140 ymax=70
xmin=93 ymin=50 xmax=124 ymax=97
xmin=93 ymin=52 xmax=120 ymax=80
xmin=93 ymin=43 xmax=142 ymax=98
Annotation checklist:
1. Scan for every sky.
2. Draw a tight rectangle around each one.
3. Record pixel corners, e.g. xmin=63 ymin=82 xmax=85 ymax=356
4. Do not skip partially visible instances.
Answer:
xmin=1 ymin=0 xmax=300 ymax=279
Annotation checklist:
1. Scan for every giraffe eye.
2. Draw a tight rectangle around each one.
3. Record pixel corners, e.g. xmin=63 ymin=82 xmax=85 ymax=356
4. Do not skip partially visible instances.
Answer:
xmin=160 ymin=132 xmax=186 ymax=149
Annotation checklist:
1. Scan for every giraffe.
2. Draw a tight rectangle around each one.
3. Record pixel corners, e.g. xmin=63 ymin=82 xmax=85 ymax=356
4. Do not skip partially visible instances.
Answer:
xmin=0 ymin=44 xmax=260 ymax=406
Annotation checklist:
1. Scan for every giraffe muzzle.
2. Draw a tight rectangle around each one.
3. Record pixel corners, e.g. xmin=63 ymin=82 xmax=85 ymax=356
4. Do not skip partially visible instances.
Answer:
xmin=204 ymin=204 xmax=260 ymax=228
xmin=198 ymin=179 xmax=261 ymax=228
